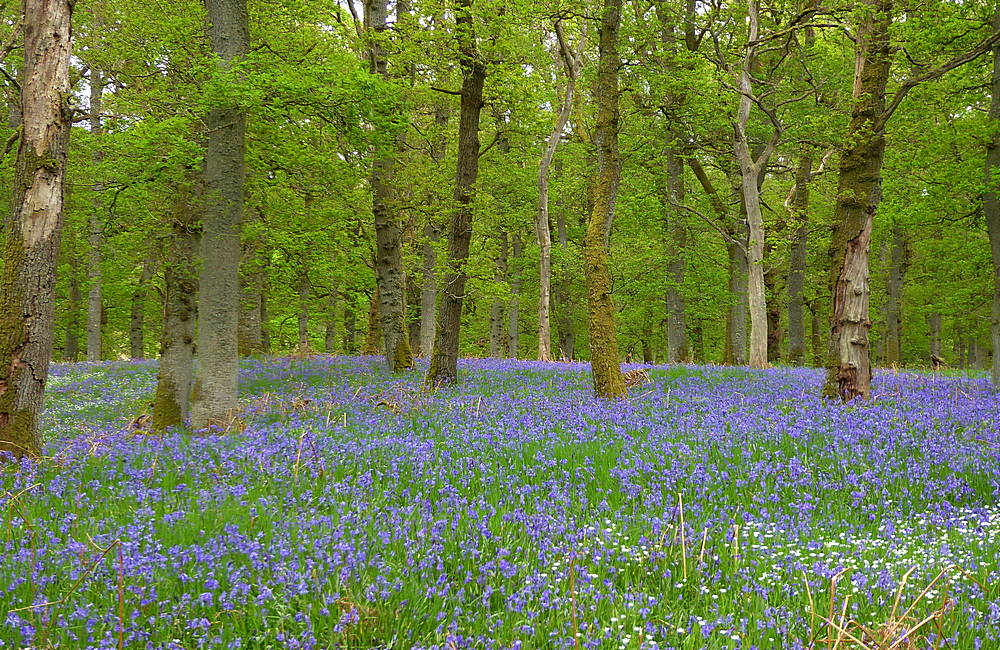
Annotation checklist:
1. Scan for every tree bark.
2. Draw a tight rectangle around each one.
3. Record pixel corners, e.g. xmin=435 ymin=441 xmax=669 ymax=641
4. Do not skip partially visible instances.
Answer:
xmin=884 ymin=224 xmax=908 ymax=366
xmin=419 ymin=103 xmax=449 ymax=359
xmin=822 ymin=0 xmax=893 ymax=401
xmin=297 ymin=271 xmax=310 ymax=351
xmin=928 ymin=313 xmax=942 ymax=360
xmin=583 ymin=0 xmax=627 ymax=398
xmin=427 ymin=0 xmax=486 ymax=385
xmin=237 ymin=211 xmax=265 ymax=356
xmin=362 ymin=289 xmax=381 ymax=355
xmin=553 ymin=161 xmax=576 ymax=360
xmin=64 ymin=256 xmax=82 ymax=361
xmin=664 ymin=147 xmax=688 ymax=363
xmin=724 ymin=230 xmax=749 ymax=365
xmin=367 ymin=0 xmax=413 ymax=372
xmin=153 ymin=186 xmax=198 ymax=429
xmin=129 ymin=253 xmax=156 ymax=359
xmin=537 ymin=23 xmax=583 ymax=362
xmin=786 ymin=151 xmax=812 ymax=365
xmin=508 ymin=232 xmax=522 ymax=358
xmin=343 ymin=295 xmax=357 ymax=353
xmin=490 ymin=233 xmax=507 ymax=358
xmin=987 ymin=9 xmax=1000 ymax=388
xmin=191 ymin=0 xmax=248 ymax=428
xmin=324 ymin=289 xmax=338 ymax=353
xmin=0 ymin=0 xmax=73 ymax=459
xmin=86 ymin=66 xmax=104 ymax=362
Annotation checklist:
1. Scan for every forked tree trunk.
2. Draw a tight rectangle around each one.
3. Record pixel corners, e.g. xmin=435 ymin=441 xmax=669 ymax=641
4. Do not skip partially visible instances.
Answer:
xmin=987 ymin=10 xmax=1000 ymax=388
xmin=884 ymin=224 xmax=907 ymax=366
xmin=427 ymin=0 xmax=486 ymax=386
xmin=0 ymin=0 xmax=73 ymax=459
xmin=367 ymin=0 xmax=413 ymax=372
xmin=538 ymin=23 xmax=583 ymax=362
xmin=191 ymin=0 xmax=248 ymax=428
xmin=86 ymin=66 xmax=104 ymax=362
xmin=583 ymin=0 xmax=627 ymax=398
xmin=823 ymin=0 xmax=892 ymax=401
xmin=129 ymin=254 xmax=156 ymax=359
xmin=153 ymin=187 xmax=198 ymax=429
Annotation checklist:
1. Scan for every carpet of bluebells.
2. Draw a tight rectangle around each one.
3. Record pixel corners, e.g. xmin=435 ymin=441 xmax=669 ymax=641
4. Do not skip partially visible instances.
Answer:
xmin=2 ymin=356 xmax=1000 ymax=650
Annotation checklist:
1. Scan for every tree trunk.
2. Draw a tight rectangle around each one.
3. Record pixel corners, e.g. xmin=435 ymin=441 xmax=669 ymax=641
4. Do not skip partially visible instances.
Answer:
xmin=86 ymin=66 xmax=104 ymax=362
xmin=324 ymin=290 xmax=338 ymax=353
xmin=0 ymin=0 xmax=73 ymax=460
xmin=419 ymin=220 xmax=440 ymax=358
xmin=884 ymin=224 xmax=907 ymax=366
xmin=297 ymin=271 xmax=310 ymax=351
xmin=553 ymin=164 xmax=576 ymax=360
xmin=367 ymin=0 xmax=413 ymax=372
xmin=343 ymin=296 xmax=357 ymax=353
xmin=65 ymin=257 xmax=82 ymax=361
xmin=490 ymin=233 xmax=508 ymax=358
xmin=427 ymin=0 xmax=486 ymax=385
xmin=153 ymin=186 xmax=198 ymax=429
xmin=237 ymin=223 xmax=265 ymax=356
xmin=929 ymin=313 xmax=942 ymax=360
xmin=786 ymin=151 xmax=812 ymax=365
xmin=260 ymin=280 xmax=271 ymax=354
xmin=987 ymin=9 xmax=1000 ymax=388
xmin=664 ymin=147 xmax=688 ymax=363
xmin=538 ymin=25 xmax=583 ymax=362
xmin=190 ymin=0 xmax=248 ymax=428
xmin=823 ymin=0 xmax=892 ymax=401
xmin=407 ymin=274 xmax=421 ymax=355
xmin=724 ymin=232 xmax=749 ymax=365
xmin=129 ymin=254 xmax=155 ymax=359
xmin=508 ymin=232 xmax=522 ymax=358
xmin=362 ymin=289 xmax=381 ymax=355
xmin=583 ymin=0 xmax=627 ymax=398
xmin=810 ymin=298 xmax=823 ymax=367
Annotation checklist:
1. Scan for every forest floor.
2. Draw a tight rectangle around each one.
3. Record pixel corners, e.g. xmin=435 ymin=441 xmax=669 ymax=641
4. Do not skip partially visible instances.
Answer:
xmin=2 ymin=357 xmax=999 ymax=649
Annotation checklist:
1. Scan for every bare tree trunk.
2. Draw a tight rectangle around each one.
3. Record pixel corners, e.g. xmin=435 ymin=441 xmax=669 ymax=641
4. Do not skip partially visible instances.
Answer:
xmin=583 ymin=0 xmax=627 ymax=398
xmin=664 ymin=147 xmax=688 ymax=363
xmin=786 ymin=151 xmax=812 ymax=365
xmin=508 ymin=232 xmax=522 ymax=358
xmin=823 ymin=0 xmax=892 ymax=401
xmin=538 ymin=24 xmax=584 ymax=362
xmin=362 ymin=289 xmax=381 ymax=355
xmin=65 ymin=257 xmax=82 ymax=361
xmin=153 ymin=187 xmax=198 ymax=429
xmin=987 ymin=10 xmax=1000 ymax=388
xmin=0 ymin=0 xmax=73 ymax=459
xmin=884 ymin=224 xmax=908 ymax=366
xmin=419 ymin=220 xmax=440 ymax=358
xmin=553 ymin=164 xmax=576 ymax=360
xmin=191 ymin=0 xmax=248 ymax=428
xmin=724 ymin=233 xmax=749 ymax=365
xmin=237 ymin=212 xmax=265 ymax=355
xmin=343 ymin=296 xmax=357 ymax=353
xmin=260 ymin=281 xmax=270 ymax=354
xmin=490 ymin=233 xmax=508 ymax=358
xmin=297 ymin=271 xmax=310 ymax=351
xmin=129 ymin=254 xmax=156 ymax=359
xmin=427 ymin=0 xmax=486 ymax=385
xmin=929 ymin=313 xmax=942 ymax=360
xmin=407 ymin=274 xmax=421 ymax=355
xmin=367 ymin=0 xmax=413 ymax=372
xmin=810 ymin=298 xmax=823 ymax=367
xmin=86 ymin=66 xmax=104 ymax=362
xmin=324 ymin=290 xmax=338 ymax=353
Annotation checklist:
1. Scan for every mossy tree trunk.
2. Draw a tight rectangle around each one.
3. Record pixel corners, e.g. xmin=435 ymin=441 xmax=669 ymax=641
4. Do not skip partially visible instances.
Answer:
xmin=427 ymin=0 xmax=486 ymax=386
xmin=0 ymin=0 xmax=74 ymax=459
xmin=190 ymin=0 xmax=248 ymax=429
xmin=583 ymin=0 xmax=627 ymax=399
xmin=153 ymin=186 xmax=198 ymax=429
xmin=822 ymin=0 xmax=892 ymax=401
